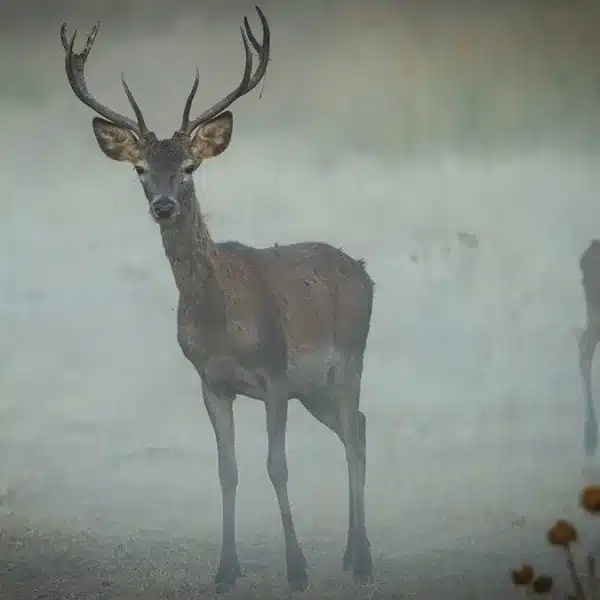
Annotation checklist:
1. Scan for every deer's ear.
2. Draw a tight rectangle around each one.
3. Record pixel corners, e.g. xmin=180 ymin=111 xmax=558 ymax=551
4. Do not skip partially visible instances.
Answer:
xmin=190 ymin=111 xmax=233 ymax=161
xmin=92 ymin=117 xmax=140 ymax=163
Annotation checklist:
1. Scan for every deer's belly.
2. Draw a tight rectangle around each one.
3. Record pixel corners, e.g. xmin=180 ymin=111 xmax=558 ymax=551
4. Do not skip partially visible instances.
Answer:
xmin=178 ymin=318 xmax=261 ymax=361
xmin=203 ymin=356 xmax=268 ymax=399
xmin=286 ymin=345 xmax=343 ymax=397
xmin=178 ymin=321 xmax=342 ymax=399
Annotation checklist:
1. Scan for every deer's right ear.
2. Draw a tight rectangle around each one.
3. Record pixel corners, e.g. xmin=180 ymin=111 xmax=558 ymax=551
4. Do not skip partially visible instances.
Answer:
xmin=92 ymin=117 xmax=140 ymax=163
xmin=190 ymin=112 xmax=233 ymax=161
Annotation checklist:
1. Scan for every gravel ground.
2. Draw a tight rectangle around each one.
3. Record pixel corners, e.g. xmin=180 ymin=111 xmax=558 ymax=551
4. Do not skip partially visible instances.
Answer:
xmin=2 ymin=507 xmax=598 ymax=600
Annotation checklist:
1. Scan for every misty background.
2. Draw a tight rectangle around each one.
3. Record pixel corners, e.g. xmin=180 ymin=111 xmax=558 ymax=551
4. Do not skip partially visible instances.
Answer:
xmin=2 ymin=0 xmax=600 ymax=593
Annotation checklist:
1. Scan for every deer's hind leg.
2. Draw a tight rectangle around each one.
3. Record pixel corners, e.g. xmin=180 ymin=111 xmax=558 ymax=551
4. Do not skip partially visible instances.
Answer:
xmin=579 ymin=324 xmax=600 ymax=456
xmin=298 ymin=364 xmax=370 ymax=581
xmin=335 ymin=361 xmax=372 ymax=584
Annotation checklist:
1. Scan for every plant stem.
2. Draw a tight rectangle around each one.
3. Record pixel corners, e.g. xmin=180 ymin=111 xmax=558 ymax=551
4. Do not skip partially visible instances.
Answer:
xmin=588 ymin=554 xmax=597 ymax=600
xmin=565 ymin=546 xmax=587 ymax=600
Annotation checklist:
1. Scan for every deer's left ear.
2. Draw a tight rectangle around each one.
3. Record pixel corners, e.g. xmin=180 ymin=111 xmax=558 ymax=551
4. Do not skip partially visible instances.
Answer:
xmin=92 ymin=117 xmax=140 ymax=163
xmin=190 ymin=111 xmax=233 ymax=161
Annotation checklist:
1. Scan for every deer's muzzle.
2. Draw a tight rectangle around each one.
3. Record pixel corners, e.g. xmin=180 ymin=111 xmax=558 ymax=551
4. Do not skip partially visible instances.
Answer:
xmin=150 ymin=196 xmax=179 ymax=222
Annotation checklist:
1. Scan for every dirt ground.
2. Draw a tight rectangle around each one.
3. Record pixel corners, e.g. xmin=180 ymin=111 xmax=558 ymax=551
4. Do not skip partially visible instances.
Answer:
xmin=0 ymin=518 xmax=528 ymax=599
xmin=1 ymin=502 xmax=598 ymax=600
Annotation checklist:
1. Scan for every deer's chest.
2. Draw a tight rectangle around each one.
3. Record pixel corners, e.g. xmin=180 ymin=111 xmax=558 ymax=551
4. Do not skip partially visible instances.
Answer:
xmin=177 ymin=309 xmax=261 ymax=362
xmin=175 ymin=281 xmax=287 ymax=397
xmin=177 ymin=317 xmax=270 ymax=398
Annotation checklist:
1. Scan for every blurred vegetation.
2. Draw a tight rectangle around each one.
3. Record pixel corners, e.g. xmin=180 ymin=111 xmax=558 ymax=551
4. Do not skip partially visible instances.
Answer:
xmin=2 ymin=1 xmax=600 ymax=156
xmin=511 ymin=485 xmax=600 ymax=598
xmin=296 ymin=2 xmax=600 ymax=157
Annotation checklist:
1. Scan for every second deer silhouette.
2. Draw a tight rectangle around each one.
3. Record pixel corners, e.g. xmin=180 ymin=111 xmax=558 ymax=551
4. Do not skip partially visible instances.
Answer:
xmin=60 ymin=7 xmax=374 ymax=593
xmin=579 ymin=240 xmax=600 ymax=456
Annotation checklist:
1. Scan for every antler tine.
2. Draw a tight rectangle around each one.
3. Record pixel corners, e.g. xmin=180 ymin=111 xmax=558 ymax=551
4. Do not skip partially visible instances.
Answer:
xmin=60 ymin=22 xmax=71 ymax=51
xmin=241 ymin=6 xmax=270 ymax=84
xmin=181 ymin=6 xmax=271 ymax=135
xmin=60 ymin=21 xmax=147 ymax=136
xmin=60 ymin=20 xmax=98 ymax=54
xmin=243 ymin=5 xmax=269 ymax=54
xmin=120 ymin=73 xmax=148 ymax=134
xmin=180 ymin=28 xmax=253 ymax=134
xmin=180 ymin=69 xmax=200 ymax=131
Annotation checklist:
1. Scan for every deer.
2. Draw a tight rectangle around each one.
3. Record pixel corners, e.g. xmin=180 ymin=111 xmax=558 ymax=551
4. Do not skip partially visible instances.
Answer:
xmin=578 ymin=240 xmax=600 ymax=457
xmin=60 ymin=7 xmax=374 ymax=593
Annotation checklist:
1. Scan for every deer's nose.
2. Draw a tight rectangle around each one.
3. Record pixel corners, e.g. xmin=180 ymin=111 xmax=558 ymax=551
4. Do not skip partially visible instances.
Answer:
xmin=150 ymin=196 xmax=179 ymax=220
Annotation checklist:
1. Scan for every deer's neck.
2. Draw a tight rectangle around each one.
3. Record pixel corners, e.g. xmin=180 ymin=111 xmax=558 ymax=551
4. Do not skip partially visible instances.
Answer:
xmin=160 ymin=191 xmax=226 ymax=321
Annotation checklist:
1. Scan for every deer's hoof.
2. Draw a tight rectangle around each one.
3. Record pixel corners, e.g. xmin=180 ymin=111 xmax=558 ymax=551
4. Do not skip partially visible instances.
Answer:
xmin=215 ymin=559 xmax=242 ymax=594
xmin=287 ymin=553 xmax=308 ymax=591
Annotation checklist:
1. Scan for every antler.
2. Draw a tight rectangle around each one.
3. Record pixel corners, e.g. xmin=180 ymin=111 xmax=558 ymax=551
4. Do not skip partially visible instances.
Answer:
xmin=60 ymin=22 xmax=147 ymax=136
xmin=179 ymin=5 xmax=270 ymax=135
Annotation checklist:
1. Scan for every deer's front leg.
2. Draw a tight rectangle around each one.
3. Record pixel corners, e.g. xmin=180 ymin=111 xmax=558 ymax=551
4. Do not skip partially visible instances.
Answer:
xmin=264 ymin=381 xmax=308 ymax=590
xmin=202 ymin=381 xmax=241 ymax=593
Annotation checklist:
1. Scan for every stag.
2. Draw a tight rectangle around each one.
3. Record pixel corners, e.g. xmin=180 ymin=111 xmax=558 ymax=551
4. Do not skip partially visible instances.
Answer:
xmin=579 ymin=240 xmax=600 ymax=456
xmin=60 ymin=7 xmax=374 ymax=592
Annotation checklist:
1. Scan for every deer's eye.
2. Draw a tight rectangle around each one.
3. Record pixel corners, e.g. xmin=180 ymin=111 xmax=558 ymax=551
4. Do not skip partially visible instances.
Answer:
xmin=134 ymin=165 xmax=147 ymax=176
xmin=183 ymin=164 xmax=196 ymax=175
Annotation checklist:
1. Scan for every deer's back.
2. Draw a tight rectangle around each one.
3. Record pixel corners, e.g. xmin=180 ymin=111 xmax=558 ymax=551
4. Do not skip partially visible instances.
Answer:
xmin=217 ymin=240 xmax=374 ymax=361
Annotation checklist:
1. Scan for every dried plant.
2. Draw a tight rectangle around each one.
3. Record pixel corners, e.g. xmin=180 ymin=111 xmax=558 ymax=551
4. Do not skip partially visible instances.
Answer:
xmin=511 ymin=485 xmax=600 ymax=599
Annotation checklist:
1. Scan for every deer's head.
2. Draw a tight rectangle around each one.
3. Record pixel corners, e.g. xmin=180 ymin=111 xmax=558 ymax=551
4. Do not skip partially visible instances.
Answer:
xmin=60 ymin=8 xmax=269 ymax=225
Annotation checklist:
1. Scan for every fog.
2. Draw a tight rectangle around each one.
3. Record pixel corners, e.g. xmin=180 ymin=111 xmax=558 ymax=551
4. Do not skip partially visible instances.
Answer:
xmin=2 ymin=1 xmax=600 ymax=597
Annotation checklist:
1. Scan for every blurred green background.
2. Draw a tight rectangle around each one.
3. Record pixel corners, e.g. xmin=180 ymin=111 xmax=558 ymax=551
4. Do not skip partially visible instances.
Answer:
xmin=1 ymin=0 xmax=599 ymax=156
